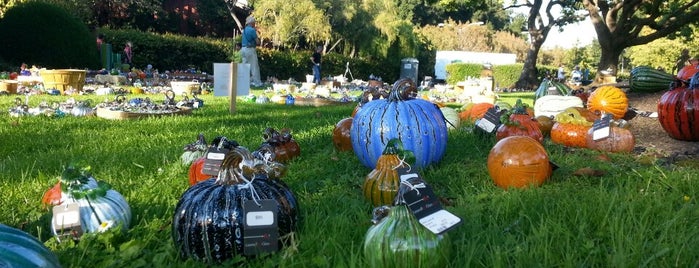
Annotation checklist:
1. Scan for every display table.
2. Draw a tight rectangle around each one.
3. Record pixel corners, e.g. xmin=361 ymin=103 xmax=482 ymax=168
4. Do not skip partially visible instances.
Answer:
xmin=94 ymin=74 xmax=128 ymax=85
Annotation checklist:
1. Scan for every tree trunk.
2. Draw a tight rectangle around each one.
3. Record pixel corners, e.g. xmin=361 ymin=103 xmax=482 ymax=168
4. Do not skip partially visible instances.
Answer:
xmin=515 ymin=45 xmax=542 ymax=90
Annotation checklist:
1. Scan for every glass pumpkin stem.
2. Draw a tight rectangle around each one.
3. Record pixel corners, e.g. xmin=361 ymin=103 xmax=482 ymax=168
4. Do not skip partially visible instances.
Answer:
xmin=388 ymin=78 xmax=418 ymax=101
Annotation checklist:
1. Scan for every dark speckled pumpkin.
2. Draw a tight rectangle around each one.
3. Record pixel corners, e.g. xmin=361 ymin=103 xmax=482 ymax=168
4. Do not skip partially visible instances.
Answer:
xmin=172 ymin=147 xmax=299 ymax=263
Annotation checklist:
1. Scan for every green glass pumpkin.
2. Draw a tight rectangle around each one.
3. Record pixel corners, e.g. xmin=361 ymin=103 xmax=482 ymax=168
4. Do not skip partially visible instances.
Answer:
xmin=173 ymin=147 xmax=299 ymax=263
xmin=0 ymin=223 xmax=62 ymax=268
xmin=47 ymin=163 xmax=132 ymax=239
xmin=363 ymin=182 xmax=451 ymax=268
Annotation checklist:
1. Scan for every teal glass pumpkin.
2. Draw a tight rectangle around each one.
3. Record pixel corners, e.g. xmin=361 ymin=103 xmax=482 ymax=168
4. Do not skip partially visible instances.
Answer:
xmin=173 ymin=147 xmax=299 ymax=263
xmin=351 ymin=78 xmax=448 ymax=169
xmin=46 ymin=163 xmax=131 ymax=239
xmin=0 ymin=224 xmax=62 ymax=268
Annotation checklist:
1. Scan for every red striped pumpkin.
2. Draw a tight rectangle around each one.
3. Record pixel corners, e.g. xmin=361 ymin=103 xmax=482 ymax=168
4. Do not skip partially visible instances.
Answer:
xmin=658 ymin=84 xmax=699 ymax=141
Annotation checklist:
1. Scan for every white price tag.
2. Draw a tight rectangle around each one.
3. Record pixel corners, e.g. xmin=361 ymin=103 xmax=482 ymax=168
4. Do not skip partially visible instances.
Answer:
xmin=53 ymin=204 xmax=81 ymax=227
xmin=246 ymin=211 xmax=274 ymax=226
xmin=206 ymin=152 xmax=226 ymax=160
xmin=418 ymin=209 xmax=462 ymax=235
xmin=476 ymin=119 xmax=496 ymax=133
xmin=592 ymin=126 xmax=610 ymax=141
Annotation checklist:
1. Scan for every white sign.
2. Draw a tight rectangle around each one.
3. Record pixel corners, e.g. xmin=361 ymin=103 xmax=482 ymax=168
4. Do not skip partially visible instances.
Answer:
xmin=434 ymin=51 xmax=516 ymax=80
xmin=213 ymin=63 xmax=250 ymax=97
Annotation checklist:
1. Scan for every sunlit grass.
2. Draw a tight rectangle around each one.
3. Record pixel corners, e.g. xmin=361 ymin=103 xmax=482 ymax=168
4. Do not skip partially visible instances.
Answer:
xmin=0 ymin=92 xmax=698 ymax=267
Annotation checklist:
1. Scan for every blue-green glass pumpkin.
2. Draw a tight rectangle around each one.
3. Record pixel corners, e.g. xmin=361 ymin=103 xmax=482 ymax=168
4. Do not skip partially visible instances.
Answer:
xmin=173 ymin=147 xmax=299 ymax=263
xmin=350 ymin=78 xmax=448 ymax=169
xmin=48 ymin=164 xmax=131 ymax=239
xmin=0 ymin=223 xmax=62 ymax=268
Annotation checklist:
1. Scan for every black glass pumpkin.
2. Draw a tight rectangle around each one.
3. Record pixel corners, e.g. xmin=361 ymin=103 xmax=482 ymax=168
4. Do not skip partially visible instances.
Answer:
xmin=172 ymin=147 xmax=299 ymax=263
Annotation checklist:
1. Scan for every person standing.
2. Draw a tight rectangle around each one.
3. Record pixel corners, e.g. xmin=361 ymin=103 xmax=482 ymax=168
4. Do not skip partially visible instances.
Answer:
xmin=241 ymin=15 xmax=262 ymax=87
xmin=556 ymin=64 xmax=566 ymax=82
xmin=310 ymin=46 xmax=322 ymax=84
xmin=123 ymin=41 xmax=133 ymax=66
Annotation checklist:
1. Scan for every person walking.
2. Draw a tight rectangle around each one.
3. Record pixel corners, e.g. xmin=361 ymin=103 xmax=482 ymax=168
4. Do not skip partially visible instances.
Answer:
xmin=123 ymin=41 xmax=133 ymax=66
xmin=310 ymin=46 xmax=322 ymax=84
xmin=241 ymin=15 xmax=262 ymax=87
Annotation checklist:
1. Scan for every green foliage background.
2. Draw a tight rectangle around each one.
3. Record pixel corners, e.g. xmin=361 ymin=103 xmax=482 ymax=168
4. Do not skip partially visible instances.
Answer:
xmin=0 ymin=1 xmax=99 ymax=69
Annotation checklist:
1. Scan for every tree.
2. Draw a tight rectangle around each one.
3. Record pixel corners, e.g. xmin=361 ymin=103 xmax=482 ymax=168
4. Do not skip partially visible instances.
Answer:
xmin=508 ymin=0 xmax=585 ymax=90
xmin=582 ymin=0 xmax=699 ymax=78
xmin=254 ymin=0 xmax=331 ymax=49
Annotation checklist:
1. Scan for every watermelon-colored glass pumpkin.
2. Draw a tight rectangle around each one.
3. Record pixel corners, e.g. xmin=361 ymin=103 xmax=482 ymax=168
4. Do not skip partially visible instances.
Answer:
xmin=42 ymin=163 xmax=131 ymax=239
xmin=181 ymin=133 xmax=208 ymax=166
xmin=362 ymin=139 xmax=413 ymax=207
xmin=0 ymin=223 xmax=62 ymax=268
xmin=550 ymin=107 xmax=595 ymax=148
xmin=586 ymin=86 xmax=629 ymax=119
xmin=173 ymin=147 xmax=299 ymax=263
xmin=363 ymin=183 xmax=451 ymax=268
xmin=586 ymin=125 xmax=636 ymax=153
xmin=332 ymin=117 xmax=353 ymax=151
xmin=440 ymin=106 xmax=461 ymax=130
xmin=351 ymin=78 xmax=448 ymax=169
xmin=487 ymin=136 xmax=552 ymax=189
xmin=495 ymin=99 xmax=543 ymax=143
xmin=260 ymin=127 xmax=301 ymax=163
xmin=657 ymin=82 xmax=699 ymax=141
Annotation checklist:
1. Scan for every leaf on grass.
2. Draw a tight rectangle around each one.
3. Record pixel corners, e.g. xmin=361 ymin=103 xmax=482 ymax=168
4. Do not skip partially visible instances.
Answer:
xmin=596 ymin=154 xmax=611 ymax=162
xmin=573 ymin=167 xmax=606 ymax=177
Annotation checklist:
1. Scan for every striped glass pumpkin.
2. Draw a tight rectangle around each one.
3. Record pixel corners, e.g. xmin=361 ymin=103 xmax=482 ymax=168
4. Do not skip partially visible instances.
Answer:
xmin=351 ymin=78 xmax=448 ymax=169
xmin=586 ymin=86 xmax=628 ymax=119
xmin=172 ymin=147 xmax=299 ymax=263
xmin=658 ymin=84 xmax=699 ymax=141
xmin=362 ymin=139 xmax=411 ymax=206
xmin=0 ymin=224 xmax=62 ymax=268
xmin=47 ymin=164 xmax=131 ymax=238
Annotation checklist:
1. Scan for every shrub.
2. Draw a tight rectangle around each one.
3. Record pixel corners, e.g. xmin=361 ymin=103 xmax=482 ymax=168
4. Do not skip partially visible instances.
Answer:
xmin=0 ymin=1 xmax=99 ymax=69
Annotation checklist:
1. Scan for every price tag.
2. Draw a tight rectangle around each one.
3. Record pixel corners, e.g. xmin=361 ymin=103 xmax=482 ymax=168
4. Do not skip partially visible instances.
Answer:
xmin=397 ymin=169 xmax=462 ymax=235
xmin=476 ymin=107 xmax=502 ymax=133
xmin=243 ymin=199 xmax=278 ymax=255
xmin=201 ymin=147 xmax=230 ymax=176
xmin=52 ymin=203 xmax=83 ymax=242
xmin=592 ymin=114 xmax=612 ymax=141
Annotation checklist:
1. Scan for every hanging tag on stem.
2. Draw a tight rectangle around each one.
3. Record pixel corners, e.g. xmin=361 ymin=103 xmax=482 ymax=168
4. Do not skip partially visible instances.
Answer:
xmin=243 ymin=199 xmax=279 ymax=255
xmin=397 ymin=168 xmax=462 ymax=235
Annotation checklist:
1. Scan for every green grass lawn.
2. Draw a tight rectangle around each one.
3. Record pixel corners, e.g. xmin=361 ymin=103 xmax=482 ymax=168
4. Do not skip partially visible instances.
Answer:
xmin=1 ymin=92 xmax=698 ymax=267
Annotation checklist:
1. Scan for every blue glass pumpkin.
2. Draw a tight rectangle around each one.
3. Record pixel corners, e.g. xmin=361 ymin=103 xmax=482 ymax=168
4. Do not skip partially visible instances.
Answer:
xmin=350 ymin=78 xmax=448 ymax=169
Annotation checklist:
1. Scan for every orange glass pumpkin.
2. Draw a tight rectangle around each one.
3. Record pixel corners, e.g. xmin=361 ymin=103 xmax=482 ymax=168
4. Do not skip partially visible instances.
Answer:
xmin=587 ymin=86 xmax=628 ymax=119
xmin=188 ymin=157 xmax=211 ymax=186
xmin=550 ymin=107 xmax=594 ymax=148
xmin=362 ymin=139 xmax=410 ymax=206
xmin=332 ymin=117 xmax=353 ymax=151
xmin=487 ymin=136 xmax=552 ymax=189
xmin=586 ymin=125 xmax=635 ymax=153
xmin=459 ymin=102 xmax=494 ymax=123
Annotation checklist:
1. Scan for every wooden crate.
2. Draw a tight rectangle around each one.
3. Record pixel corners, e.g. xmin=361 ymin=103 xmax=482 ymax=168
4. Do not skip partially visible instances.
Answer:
xmin=40 ymin=69 xmax=86 ymax=94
